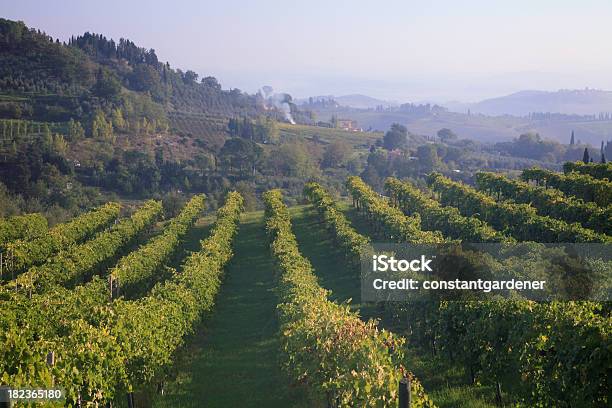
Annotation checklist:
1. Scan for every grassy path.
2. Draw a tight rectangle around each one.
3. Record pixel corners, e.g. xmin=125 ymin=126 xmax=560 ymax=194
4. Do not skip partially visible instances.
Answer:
xmin=154 ymin=211 xmax=307 ymax=407
xmin=288 ymin=205 xmax=379 ymax=320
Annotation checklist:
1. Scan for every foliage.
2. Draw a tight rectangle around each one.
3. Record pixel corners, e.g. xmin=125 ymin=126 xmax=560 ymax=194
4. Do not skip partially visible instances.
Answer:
xmin=398 ymin=298 xmax=611 ymax=407
xmin=385 ymin=177 xmax=510 ymax=242
xmin=218 ymin=138 xmax=262 ymax=175
xmin=0 ymin=192 xmax=242 ymax=405
xmin=563 ymin=161 xmax=612 ymax=180
xmin=0 ymin=212 xmax=47 ymax=247
xmin=349 ymin=176 xmax=611 ymax=407
xmin=11 ymin=200 xmax=162 ymax=291
xmin=416 ymin=144 xmax=442 ymax=173
xmin=0 ymin=19 xmax=95 ymax=96
xmin=383 ymin=123 xmax=408 ymax=150
xmin=228 ymin=116 xmax=279 ymax=143
xmin=304 ymin=182 xmax=370 ymax=264
xmin=4 ymin=202 xmax=121 ymax=272
xmin=109 ymin=194 xmax=205 ymax=295
xmin=475 ymin=171 xmax=611 ymax=235
xmin=494 ymin=132 xmax=566 ymax=162
xmin=346 ymin=176 xmax=444 ymax=244
xmin=92 ymin=69 xmax=122 ymax=99
xmin=91 ymin=110 xmax=114 ymax=141
xmin=322 ymin=140 xmax=351 ymax=169
xmin=521 ymin=167 xmax=612 ymax=207
xmin=436 ymin=128 xmax=457 ymax=142
xmin=427 ymin=172 xmax=610 ymax=243
xmin=265 ymin=141 xmax=321 ymax=179
xmin=110 ymin=191 xmax=242 ymax=391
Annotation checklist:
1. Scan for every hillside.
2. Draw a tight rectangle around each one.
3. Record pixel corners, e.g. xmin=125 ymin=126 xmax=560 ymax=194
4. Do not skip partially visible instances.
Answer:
xmin=333 ymin=94 xmax=398 ymax=109
xmin=297 ymin=94 xmax=398 ymax=109
xmin=0 ymin=18 xmax=325 ymax=218
xmin=451 ymin=89 xmax=612 ymax=117
xmin=0 ymin=18 xmax=268 ymax=130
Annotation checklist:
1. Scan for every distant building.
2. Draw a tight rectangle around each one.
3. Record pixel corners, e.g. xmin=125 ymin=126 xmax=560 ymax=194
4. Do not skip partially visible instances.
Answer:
xmin=337 ymin=119 xmax=359 ymax=131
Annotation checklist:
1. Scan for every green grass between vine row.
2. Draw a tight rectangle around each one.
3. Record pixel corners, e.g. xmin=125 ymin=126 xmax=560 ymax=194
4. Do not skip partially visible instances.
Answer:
xmin=153 ymin=211 xmax=310 ymax=408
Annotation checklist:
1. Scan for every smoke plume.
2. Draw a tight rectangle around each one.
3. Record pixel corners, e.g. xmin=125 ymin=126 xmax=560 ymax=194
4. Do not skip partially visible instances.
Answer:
xmin=258 ymin=86 xmax=295 ymax=124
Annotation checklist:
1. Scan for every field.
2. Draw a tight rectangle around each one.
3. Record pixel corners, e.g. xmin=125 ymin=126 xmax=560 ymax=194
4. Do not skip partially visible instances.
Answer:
xmin=278 ymin=122 xmax=383 ymax=151
xmin=0 ymin=163 xmax=610 ymax=407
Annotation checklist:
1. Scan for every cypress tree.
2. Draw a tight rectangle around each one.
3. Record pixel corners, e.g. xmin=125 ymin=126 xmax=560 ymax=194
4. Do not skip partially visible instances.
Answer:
xmin=582 ymin=148 xmax=590 ymax=163
xmin=570 ymin=130 xmax=575 ymax=145
xmin=601 ymin=152 xmax=607 ymax=164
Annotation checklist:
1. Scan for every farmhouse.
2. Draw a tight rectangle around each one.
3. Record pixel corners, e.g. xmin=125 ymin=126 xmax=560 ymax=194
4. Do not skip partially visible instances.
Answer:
xmin=337 ymin=118 xmax=359 ymax=131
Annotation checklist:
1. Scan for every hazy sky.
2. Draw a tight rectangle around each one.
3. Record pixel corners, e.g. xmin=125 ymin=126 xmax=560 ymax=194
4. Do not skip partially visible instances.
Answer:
xmin=4 ymin=0 xmax=612 ymax=102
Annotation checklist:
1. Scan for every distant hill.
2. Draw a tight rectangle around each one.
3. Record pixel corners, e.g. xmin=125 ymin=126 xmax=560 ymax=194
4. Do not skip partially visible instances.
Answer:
xmin=0 ymin=18 xmax=286 ymax=150
xmin=448 ymin=89 xmax=612 ymax=116
xmin=334 ymin=94 xmax=398 ymax=109
xmin=298 ymin=94 xmax=397 ymax=109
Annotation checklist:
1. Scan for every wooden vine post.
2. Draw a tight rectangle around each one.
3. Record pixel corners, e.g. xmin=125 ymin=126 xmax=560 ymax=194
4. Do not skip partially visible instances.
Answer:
xmin=46 ymin=350 xmax=55 ymax=387
xmin=108 ymin=275 xmax=118 ymax=300
xmin=399 ymin=377 xmax=411 ymax=408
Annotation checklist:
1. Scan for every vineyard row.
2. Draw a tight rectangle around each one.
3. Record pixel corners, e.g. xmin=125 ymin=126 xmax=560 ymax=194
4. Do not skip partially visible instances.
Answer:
xmin=264 ymin=188 xmax=434 ymax=407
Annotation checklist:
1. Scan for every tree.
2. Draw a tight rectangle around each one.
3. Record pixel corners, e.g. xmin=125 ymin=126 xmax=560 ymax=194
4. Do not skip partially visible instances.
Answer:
xmin=67 ymin=119 xmax=84 ymax=141
xmin=193 ymin=153 xmax=214 ymax=172
xmin=437 ymin=128 xmax=457 ymax=142
xmin=360 ymin=165 xmax=382 ymax=191
xmin=601 ymin=152 xmax=607 ymax=163
xmin=91 ymin=110 xmax=114 ymax=141
xmin=92 ymin=69 xmax=121 ymax=99
xmin=367 ymin=148 xmax=389 ymax=175
xmin=219 ymin=138 xmax=262 ymax=175
xmin=162 ymin=191 xmax=187 ymax=218
xmin=266 ymin=142 xmax=318 ymax=178
xmin=582 ymin=148 xmax=590 ymax=163
xmin=256 ymin=117 xmax=279 ymax=143
xmin=234 ymin=181 xmax=257 ymax=211
xmin=570 ymin=131 xmax=575 ymax=145
xmin=383 ymin=123 xmax=408 ymax=150
xmin=417 ymin=144 xmax=441 ymax=172
xmin=41 ymin=124 xmax=52 ymax=150
xmin=227 ymin=118 xmax=242 ymax=137
xmin=129 ymin=64 xmax=161 ymax=92
xmin=605 ymin=141 xmax=612 ymax=161
xmin=117 ymin=151 xmax=161 ymax=195
xmin=183 ymin=70 xmax=198 ymax=84
xmin=111 ymin=108 xmax=127 ymax=132
xmin=322 ymin=140 xmax=350 ymax=168
xmin=201 ymin=76 xmax=221 ymax=90
xmin=499 ymin=132 xmax=563 ymax=161
xmin=52 ymin=134 xmax=68 ymax=155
